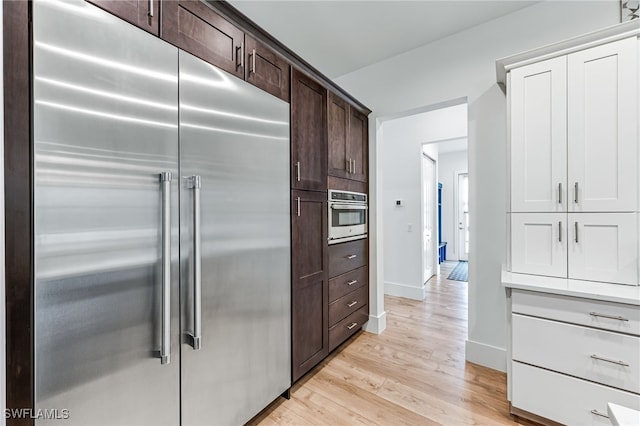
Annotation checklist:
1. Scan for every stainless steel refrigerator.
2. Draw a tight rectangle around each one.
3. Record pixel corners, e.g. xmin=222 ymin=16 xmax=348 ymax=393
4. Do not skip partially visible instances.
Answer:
xmin=33 ymin=1 xmax=291 ymax=424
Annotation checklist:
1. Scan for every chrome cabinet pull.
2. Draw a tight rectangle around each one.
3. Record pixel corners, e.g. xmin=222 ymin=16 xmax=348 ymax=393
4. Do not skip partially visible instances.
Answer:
xmin=558 ymin=221 xmax=562 ymax=242
xmin=188 ymin=176 xmax=202 ymax=350
xmin=352 ymin=160 xmax=356 ymax=173
xmin=346 ymin=254 xmax=357 ymax=259
xmin=295 ymin=161 xmax=301 ymax=182
xmin=250 ymin=48 xmax=256 ymax=73
xmin=296 ymin=197 xmax=301 ymax=217
xmin=347 ymin=301 xmax=358 ymax=308
xmin=347 ymin=322 xmax=358 ymax=330
xmin=590 ymin=409 xmax=609 ymax=418
xmin=160 ymin=172 xmax=172 ymax=365
xmin=590 ymin=354 xmax=629 ymax=367
xmin=148 ymin=0 xmax=153 ymax=17
xmin=558 ymin=183 xmax=562 ymax=204
xmin=574 ymin=221 xmax=579 ymax=243
xmin=574 ymin=182 xmax=579 ymax=204
xmin=346 ymin=280 xmax=358 ymax=286
xmin=589 ymin=312 xmax=629 ymax=322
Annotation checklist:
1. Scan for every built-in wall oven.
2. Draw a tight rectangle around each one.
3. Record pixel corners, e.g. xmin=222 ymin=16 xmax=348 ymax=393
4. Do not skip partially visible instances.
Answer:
xmin=328 ymin=190 xmax=368 ymax=244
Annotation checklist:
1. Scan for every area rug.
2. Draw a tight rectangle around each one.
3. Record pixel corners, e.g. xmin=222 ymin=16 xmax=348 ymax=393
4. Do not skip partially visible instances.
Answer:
xmin=447 ymin=261 xmax=468 ymax=282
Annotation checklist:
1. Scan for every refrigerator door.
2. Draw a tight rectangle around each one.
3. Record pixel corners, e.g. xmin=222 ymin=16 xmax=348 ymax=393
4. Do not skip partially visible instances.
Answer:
xmin=33 ymin=1 xmax=180 ymax=424
xmin=179 ymin=50 xmax=291 ymax=425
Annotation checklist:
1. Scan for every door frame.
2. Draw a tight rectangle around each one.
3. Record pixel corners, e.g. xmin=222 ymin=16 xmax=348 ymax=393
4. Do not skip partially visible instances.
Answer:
xmin=456 ymin=172 xmax=469 ymax=261
xmin=421 ymin=153 xmax=437 ymax=284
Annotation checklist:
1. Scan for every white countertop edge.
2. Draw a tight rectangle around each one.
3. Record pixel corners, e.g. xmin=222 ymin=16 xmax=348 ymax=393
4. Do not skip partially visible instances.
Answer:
xmin=608 ymin=402 xmax=640 ymax=426
xmin=501 ymin=270 xmax=640 ymax=306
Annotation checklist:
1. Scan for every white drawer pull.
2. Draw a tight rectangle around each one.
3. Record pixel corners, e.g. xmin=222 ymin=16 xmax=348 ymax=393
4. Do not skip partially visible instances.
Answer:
xmin=347 ymin=301 xmax=358 ymax=308
xmin=346 ymin=254 xmax=357 ymax=259
xmin=346 ymin=280 xmax=358 ymax=286
xmin=589 ymin=312 xmax=629 ymax=322
xmin=347 ymin=322 xmax=358 ymax=330
xmin=590 ymin=409 xmax=609 ymax=418
xmin=590 ymin=354 xmax=629 ymax=367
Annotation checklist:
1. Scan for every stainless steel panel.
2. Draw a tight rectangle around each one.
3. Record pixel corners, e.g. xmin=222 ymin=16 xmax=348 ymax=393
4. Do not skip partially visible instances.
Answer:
xmin=179 ymin=50 xmax=291 ymax=426
xmin=33 ymin=1 xmax=180 ymax=424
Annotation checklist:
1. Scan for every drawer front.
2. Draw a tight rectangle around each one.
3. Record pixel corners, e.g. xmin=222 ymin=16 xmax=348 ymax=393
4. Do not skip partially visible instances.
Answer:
xmin=329 ymin=239 xmax=367 ymax=278
xmin=329 ymin=306 xmax=368 ymax=351
xmin=512 ymin=362 xmax=640 ymax=426
xmin=513 ymin=314 xmax=640 ymax=393
xmin=329 ymin=286 xmax=368 ymax=327
xmin=329 ymin=266 xmax=367 ymax=302
xmin=512 ymin=290 xmax=640 ymax=336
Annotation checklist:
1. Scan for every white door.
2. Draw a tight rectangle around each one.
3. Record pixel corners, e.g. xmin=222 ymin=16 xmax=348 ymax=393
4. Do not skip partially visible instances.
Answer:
xmin=568 ymin=37 xmax=638 ymax=212
xmin=457 ymin=173 xmax=469 ymax=261
xmin=511 ymin=213 xmax=567 ymax=278
xmin=510 ymin=56 xmax=567 ymax=213
xmin=423 ymin=155 xmax=436 ymax=283
xmin=568 ymin=213 xmax=638 ymax=285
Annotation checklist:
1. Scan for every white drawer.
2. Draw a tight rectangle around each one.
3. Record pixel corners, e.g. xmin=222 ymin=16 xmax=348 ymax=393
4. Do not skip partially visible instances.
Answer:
xmin=512 ymin=290 xmax=640 ymax=336
xmin=512 ymin=362 xmax=640 ymax=426
xmin=513 ymin=314 xmax=640 ymax=393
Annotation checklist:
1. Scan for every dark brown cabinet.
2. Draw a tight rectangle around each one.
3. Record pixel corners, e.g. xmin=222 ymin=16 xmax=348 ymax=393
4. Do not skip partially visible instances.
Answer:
xmin=328 ymin=92 xmax=369 ymax=184
xmin=245 ymin=35 xmax=290 ymax=102
xmin=291 ymin=69 xmax=327 ymax=192
xmin=87 ymin=0 xmax=160 ymax=34
xmin=291 ymin=190 xmax=329 ymax=382
xmin=162 ymin=0 xmax=245 ymax=79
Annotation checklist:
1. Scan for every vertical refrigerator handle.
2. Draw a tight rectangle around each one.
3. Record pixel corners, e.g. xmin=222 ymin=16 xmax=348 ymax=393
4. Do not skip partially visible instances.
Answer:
xmin=189 ymin=175 xmax=203 ymax=350
xmin=160 ymin=172 xmax=172 ymax=365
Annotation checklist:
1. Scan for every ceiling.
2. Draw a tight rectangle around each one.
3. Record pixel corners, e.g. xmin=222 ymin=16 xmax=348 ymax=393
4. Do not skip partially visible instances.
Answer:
xmin=228 ymin=1 xmax=539 ymax=78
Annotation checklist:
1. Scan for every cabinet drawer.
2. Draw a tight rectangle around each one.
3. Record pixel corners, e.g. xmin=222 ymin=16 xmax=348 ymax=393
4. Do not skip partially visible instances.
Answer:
xmin=329 ymin=306 xmax=368 ymax=352
xmin=329 ymin=239 xmax=367 ymax=278
xmin=513 ymin=314 xmax=640 ymax=393
xmin=329 ymin=266 xmax=367 ymax=302
xmin=512 ymin=290 xmax=640 ymax=336
xmin=329 ymin=286 xmax=368 ymax=327
xmin=512 ymin=362 xmax=640 ymax=426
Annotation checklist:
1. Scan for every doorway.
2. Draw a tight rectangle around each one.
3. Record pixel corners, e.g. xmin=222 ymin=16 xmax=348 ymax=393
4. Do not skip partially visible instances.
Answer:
xmin=457 ymin=172 xmax=469 ymax=262
xmin=422 ymin=154 xmax=436 ymax=283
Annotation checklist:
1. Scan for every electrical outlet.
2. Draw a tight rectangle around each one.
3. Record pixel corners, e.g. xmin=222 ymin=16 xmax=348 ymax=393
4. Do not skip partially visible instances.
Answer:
xmin=407 ymin=223 xmax=412 ymax=232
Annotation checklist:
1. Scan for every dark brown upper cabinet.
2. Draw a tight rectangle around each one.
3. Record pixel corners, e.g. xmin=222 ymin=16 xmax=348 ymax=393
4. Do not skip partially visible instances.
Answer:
xmin=328 ymin=92 xmax=368 ymax=184
xmin=162 ymin=0 xmax=245 ymax=79
xmin=291 ymin=69 xmax=327 ymax=192
xmin=87 ymin=0 xmax=160 ymax=35
xmin=291 ymin=190 xmax=329 ymax=382
xmin=245 ymin=35 xmax=290 ymax=102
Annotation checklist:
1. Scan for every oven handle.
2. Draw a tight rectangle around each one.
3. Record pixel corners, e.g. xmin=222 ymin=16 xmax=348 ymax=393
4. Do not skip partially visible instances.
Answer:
xmin=330 ymin=205 xmax=368 ymax=210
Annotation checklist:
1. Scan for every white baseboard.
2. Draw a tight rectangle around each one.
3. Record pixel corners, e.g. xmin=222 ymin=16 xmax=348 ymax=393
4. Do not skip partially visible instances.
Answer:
xmin=363 ymin=311 xmax=387 ymax=334
xmin=465 ymin=339 xmax=507 ymax=372
xmin=384 ymin=281 xmax=426 ymax=300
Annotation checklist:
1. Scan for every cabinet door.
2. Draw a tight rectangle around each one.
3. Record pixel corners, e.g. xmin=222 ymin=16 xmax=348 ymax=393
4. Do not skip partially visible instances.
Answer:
xmin=568 ymin=213 xmax=638 ymax=285
xmin=291 ymin=69 xmax=327 ymax=191
xmin=245 ymin=35 xmax=290 ymax=102
xmin=348 ymin=107 xmax=368 ymax=183
xmin=328 ymin=92 xmax=349 ymax=179
xmin=568 ymin=38 xmax=638 ymax=212
xmin=87 ymin=0 xmax=159 ymax=35
xmin=511 ymin=213 xmax=567 ymax=278
xmin=291 ymin=190 xmax=328 ymax=381
xmin=510 ymin=56 xmax=567 ymax=212
xmin=161 ymin=1 xmax=244 ymax=79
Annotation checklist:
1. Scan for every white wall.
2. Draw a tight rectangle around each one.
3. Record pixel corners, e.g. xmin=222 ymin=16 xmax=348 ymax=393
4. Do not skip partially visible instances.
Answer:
xmin=381 ymin=104 xmax=466 ymax=300
xmin=437 ymin=150 xmax=468 ymax=261
xmin=335 ymin=0 xmax=619 ymax=371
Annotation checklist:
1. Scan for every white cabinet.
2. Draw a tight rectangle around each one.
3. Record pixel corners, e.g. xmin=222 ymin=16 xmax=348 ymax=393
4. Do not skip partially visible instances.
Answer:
xmin=511 ymin=213 xmax=566 ymax=277
xmin=568 ymin=38 xmax=638 ymax=213
xmin=569 ymin=213 xmax=638 ymax=285
xmin=510 ymin=57 xmax=567 ymax=213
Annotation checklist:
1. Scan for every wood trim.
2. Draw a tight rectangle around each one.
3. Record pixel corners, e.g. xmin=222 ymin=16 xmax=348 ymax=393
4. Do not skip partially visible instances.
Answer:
xmin=4 ymin=1 xmax=34 ymax=425
xmin=510 ymin=404 xmax=563 ymax=426
xmin=208 ymin=1 xmax=371 ymax=115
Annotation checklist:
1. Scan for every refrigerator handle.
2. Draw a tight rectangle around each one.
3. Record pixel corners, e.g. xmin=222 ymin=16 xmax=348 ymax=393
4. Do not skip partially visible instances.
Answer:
xmin=160 ymin=172 xmax=172 ymax=365
xmin=188 ymin=175 xmax=203 ymax=350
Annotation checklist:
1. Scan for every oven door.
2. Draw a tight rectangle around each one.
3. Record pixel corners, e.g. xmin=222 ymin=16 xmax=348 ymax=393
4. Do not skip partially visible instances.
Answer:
xmin=328 ymin=203 xmax=368 ymax=244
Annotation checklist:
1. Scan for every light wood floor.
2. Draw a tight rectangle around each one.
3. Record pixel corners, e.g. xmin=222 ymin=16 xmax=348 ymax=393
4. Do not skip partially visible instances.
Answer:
xmin=251 ymin=262 xmax=533 ymax=425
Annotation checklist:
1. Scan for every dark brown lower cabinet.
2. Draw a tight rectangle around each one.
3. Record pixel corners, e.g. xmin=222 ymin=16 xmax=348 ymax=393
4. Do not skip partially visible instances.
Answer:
xmin=291 ymin=190 xmax=328 ymax=382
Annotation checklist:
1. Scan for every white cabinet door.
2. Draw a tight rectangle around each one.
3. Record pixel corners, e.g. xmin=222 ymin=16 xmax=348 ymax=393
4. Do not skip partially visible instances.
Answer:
xmin=569 ymin=213 xmax=638 ymax=285
xmin=511 ymin=57 xmax=567 ymax=213
xmin=568 ymin=37 xmax=638 ymax=212
xmin=512 ymin=213 xmax=567 ymax=277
